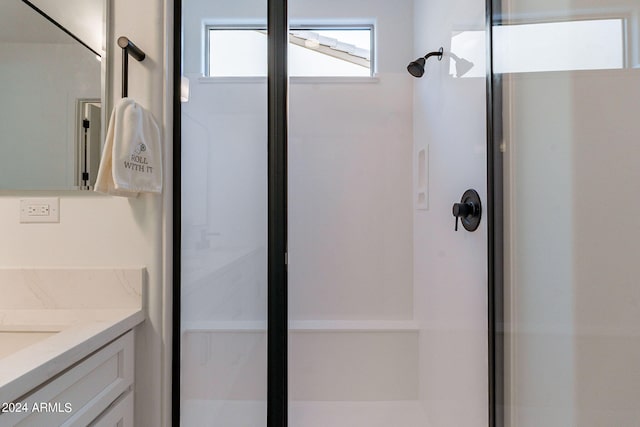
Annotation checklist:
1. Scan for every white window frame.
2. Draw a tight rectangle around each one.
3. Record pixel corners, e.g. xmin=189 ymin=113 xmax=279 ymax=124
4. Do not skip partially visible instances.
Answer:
xmin=493 ymin=13 xmax=631 ymax=71
xmin=204 ymin=24 xmax=376 ymax=78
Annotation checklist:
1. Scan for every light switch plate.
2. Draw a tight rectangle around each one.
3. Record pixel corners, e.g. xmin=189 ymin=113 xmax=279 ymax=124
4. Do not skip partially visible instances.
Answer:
xmin=20 ymin=198 xmax=60 ymax=223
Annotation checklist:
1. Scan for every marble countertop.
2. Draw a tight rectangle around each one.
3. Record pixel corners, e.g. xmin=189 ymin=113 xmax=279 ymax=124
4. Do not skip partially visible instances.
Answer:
xmin=0 ymin=308 xmax=144 ymax=405
xmin=0 ymin=268 xmax=145 ymax=405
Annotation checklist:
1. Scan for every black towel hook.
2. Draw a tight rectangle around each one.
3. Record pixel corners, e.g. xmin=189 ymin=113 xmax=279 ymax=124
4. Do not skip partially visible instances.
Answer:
xmin=118 ymin=36 xmax=146 ymax=98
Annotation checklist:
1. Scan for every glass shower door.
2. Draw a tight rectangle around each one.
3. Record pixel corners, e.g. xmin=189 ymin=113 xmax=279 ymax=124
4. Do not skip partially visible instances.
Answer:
xmin=287 ymin=0 xmax=489 ymax=426
xmin=178 ymin=0 xmax=491 ymax=425
xmin=494 ymin=1 xmax=640 ymax=425
xmin=179 ymin=0 xmax=268 ymax=425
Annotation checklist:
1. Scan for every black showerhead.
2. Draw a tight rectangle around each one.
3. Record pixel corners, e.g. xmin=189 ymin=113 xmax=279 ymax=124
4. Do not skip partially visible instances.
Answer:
xmin=407 ymin=47 xmax=443 ymax=78
xmin=407 ymin=58 xmax=426 ymax=78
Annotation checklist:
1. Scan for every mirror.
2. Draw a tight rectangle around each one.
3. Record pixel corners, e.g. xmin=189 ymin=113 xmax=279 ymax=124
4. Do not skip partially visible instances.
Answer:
xmin=0 ymin=0 xmax=107 ymax=190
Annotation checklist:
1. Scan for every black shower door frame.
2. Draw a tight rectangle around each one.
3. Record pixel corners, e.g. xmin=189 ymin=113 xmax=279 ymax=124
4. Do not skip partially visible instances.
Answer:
xmin=487 ymin=0 xmax=504 ymax=425
xmin=171 ymin=0 xmax=503 ymax=426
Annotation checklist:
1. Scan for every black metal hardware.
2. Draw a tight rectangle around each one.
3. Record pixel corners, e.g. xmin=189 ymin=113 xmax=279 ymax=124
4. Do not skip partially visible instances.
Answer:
xmin=407 ymin=47 xmax=444 ymax=78
xmin=427 ymin=47 xmax=444 ymax=62
xmin=267 ymin=0 xmax=288 ymax=424
xmin=452 ymin=189 xmax=482 ymax=232
xmin=118 ymin=36 xmax=146 ymax=98
xmin=81 ymin=119 xmax=90 ymax=187
xmin=171 ymin=0 xmax=182 ymax=424
xmin=487 ymin=0 xmax=505 ymax=424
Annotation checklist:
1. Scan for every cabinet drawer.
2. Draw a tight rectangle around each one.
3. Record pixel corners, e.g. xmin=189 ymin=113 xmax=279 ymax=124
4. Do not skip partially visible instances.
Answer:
xmin=0 ymin=331 xmax=134 ymax=427
xmin=89 ymin=390 xmax=133 ymax=427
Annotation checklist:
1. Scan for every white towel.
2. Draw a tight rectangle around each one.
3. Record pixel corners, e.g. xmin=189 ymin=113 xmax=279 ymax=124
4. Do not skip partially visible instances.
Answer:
xmin=94 ymin=98 xmax=162 ymax=197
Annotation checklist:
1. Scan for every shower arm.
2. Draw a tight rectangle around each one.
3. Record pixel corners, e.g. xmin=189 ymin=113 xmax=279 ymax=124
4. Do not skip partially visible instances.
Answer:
xmin=422 ymin=47 xmax=444 ymax=62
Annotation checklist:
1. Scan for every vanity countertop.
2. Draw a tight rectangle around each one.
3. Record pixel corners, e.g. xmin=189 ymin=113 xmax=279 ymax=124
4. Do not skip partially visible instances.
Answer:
xmin=0 ymin=308 xmax=144 ymax=405
xmin=0 ymin=268 xmax=145 ymax=405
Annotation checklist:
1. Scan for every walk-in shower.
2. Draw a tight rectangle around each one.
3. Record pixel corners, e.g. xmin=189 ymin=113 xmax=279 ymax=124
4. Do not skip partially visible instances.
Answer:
xmin=174 ymin=0 xmax=640 ymax=426
xmin=175 ymin=0 xmax=489 ymax=425
xmin=175 ymin=0 xmax=490 ymax=423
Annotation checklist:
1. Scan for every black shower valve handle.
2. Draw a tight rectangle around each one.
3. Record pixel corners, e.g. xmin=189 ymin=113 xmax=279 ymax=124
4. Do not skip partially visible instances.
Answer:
xmin=452 ymin=202 xmax=473 ymax=231
xmin=452 ymin=202 xmax=472 ymax=217
xmin=452 ymin=189 xmax=482 ymax=232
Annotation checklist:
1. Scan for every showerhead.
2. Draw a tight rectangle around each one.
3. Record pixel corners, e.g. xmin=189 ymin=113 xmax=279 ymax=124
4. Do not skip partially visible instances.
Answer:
xmin=407 ymin=58 xmax=426 ymax=78
xmin=407 ymin=47 xmax=444 ymax=78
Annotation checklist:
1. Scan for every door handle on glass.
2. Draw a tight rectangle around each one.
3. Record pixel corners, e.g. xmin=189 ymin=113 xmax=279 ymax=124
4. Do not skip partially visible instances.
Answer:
xmin=452 ymin=189 xmax=482 ymax=232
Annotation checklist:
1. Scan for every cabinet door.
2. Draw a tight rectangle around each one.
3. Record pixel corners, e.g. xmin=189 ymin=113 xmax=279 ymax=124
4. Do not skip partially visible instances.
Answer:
xmin=2 ymin=331 xmax=134 ymax=427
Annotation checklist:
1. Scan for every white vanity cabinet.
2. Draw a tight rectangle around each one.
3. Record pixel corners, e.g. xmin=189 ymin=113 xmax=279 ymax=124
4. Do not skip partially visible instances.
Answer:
xmin=88 ymin=390 xmax=134 ymax=427
xmin=1 ymin=330 xmax=135 ymax=427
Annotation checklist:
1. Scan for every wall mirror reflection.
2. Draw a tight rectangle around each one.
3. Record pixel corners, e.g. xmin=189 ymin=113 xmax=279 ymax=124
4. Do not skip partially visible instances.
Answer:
xmin=0 ymin=0 xmax=107 ymax=190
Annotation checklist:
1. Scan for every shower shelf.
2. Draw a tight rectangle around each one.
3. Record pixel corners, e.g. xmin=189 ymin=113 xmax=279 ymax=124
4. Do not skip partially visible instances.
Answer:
xmin=291 ymin=320 xmax=419 ymax=331
xmin=182 ymin=321 xmax=420 ymax=404
xmin=182 ymin=321 xmax=265 ymax=332
xmin=181 ymin=320 xmax=419 ymax=332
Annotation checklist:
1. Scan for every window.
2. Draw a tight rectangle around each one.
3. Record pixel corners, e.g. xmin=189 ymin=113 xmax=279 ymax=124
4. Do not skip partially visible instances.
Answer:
xmin=493 ymin=18 xmax=625 ymax=73
xmin=206 ymin=26 xmax=373 ymax=77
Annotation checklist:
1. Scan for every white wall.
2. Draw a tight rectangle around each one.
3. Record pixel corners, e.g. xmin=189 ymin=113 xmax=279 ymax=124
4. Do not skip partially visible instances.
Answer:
xmin=0 ymin=0 xmax=172 ymax=426
xmin=288 ymin=0 xmax=414 ymax=321
xmin=412 ymin=0 xmax=488 ymax=425
xmin=0 ymin=42 xmax=100 ymax=189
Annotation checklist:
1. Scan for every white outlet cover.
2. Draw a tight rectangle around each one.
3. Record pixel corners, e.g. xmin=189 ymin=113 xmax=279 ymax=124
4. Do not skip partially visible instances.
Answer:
xmin=20 ymin=198 xmax=60 ymax=223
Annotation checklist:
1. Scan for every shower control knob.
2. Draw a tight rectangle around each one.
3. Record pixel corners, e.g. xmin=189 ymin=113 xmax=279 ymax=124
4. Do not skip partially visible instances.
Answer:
xmin=452 ymin=203 xmax=471 ymax=231
xmin=452 ymin=189 xmax=482 ymax=232
xmin=452 ymin=202 xmax=472 ymax=217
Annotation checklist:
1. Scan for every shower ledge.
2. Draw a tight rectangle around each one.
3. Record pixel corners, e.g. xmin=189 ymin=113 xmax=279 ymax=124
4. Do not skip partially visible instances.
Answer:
xmin=181 ymin=320 xmax=419 ymax=332
xmin=182 ymin=320 xmax=420 ymax=401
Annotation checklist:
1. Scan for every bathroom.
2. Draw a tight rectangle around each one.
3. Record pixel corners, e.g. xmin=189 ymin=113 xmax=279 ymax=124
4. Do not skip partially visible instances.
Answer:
xmin=0 ymin=0 xmax=639 ymax=426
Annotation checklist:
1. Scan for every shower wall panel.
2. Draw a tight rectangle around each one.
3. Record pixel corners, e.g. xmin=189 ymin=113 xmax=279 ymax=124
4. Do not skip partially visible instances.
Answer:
xmin=413 ymin=0 xmax=489 ymax=425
